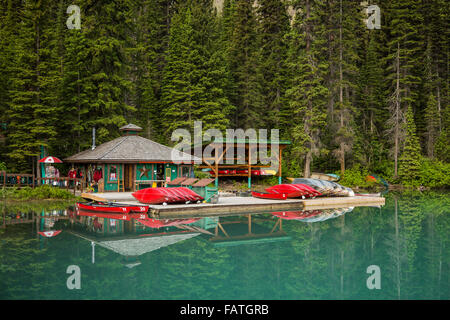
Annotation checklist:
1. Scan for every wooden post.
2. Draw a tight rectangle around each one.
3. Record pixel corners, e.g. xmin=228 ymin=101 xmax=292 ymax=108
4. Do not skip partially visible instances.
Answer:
xmin=248 ymin=145 xmax=252 ymax=189
xmin=278 ymin=146 xmax=283 ymax=185
xmin=214 ymin=145 xmax=219 ymax=188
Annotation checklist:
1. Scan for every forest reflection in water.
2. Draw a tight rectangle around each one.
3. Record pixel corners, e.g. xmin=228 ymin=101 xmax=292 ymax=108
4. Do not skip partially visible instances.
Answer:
xmin=0 ymin=191 xmax=448 ymax=300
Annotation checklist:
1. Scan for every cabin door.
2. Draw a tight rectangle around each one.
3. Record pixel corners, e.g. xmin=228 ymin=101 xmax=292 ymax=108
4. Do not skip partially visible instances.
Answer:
xmin=124 ymin=164 xmax=134 ymax=191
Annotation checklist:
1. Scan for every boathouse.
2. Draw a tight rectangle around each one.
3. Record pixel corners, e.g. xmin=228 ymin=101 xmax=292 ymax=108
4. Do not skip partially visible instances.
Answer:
xmin=64 ymin=124 xmax=198 ymax=192
xmin=191 ymin=137 xmax=291 ymax=188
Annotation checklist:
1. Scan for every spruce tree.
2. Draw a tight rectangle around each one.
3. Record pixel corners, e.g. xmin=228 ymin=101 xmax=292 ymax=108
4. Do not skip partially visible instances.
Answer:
xmin=256 ymin=0 xmax=290 ymax=129
xmin=424 ymin=93 xmax=440 ymax=158
xmin=6 ymin=0 xmax=60 ymax=171
xmin=327 ymin=0 xmax=363 ymax=173
xmin=160 ymin=0 xmax=232 ymax=140
xmin=385 ymin=0 xmax=423 ymax=177
xmin=398 ymin=105 xmax=421 ymax=185
xmin=228 ymin=0 xmax=264 ymax=129
xmin=284 ymin=0 xmax=328 ymax=177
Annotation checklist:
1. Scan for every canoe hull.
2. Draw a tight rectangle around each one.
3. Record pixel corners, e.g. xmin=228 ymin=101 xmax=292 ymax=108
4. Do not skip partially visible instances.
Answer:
xmin=76 ymin=202 xmax=148 ymax=214
xmin=132 ymin=187 xmax=204 ymax=204
xmin=251 ymin=191 xmax=288 ymax=200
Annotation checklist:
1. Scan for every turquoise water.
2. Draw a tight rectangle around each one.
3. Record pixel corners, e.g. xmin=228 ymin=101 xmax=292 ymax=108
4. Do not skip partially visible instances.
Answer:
xmin=0 ymin=192 xmax=448 ymax=300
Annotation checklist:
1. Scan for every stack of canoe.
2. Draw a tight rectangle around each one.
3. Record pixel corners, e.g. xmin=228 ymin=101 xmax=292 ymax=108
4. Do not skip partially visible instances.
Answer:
xmin=132 ymin=187 xmax=204 ymax=205
xmin=291 ymin=178 xmax=354 ymax=197
xmin=251 ymin=183 xmax=321 ymax=200
xmin=251 ymin=178 xmax=354 ymax=200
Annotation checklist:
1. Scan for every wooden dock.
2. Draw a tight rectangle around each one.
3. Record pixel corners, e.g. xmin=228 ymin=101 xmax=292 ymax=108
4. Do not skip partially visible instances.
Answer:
xmin=81 ymin=192 xmax=385 ymax=219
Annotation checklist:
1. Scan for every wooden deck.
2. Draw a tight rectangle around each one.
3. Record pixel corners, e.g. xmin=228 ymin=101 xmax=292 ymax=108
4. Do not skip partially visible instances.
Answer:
xmin=81 ymin=192 xmax=385 ymax=219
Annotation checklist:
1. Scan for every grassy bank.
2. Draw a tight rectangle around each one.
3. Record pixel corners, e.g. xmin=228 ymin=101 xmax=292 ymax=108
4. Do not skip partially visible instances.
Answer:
xmin=1 ymin=185 xmax=80 ymax=201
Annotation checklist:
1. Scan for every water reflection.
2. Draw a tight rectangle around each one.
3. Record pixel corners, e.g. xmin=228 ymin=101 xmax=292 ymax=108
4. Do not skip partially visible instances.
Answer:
xmin=2 ymin=205 xmax=356 ymax=256
xmin=1 ymin=193 xmax=448 ymax=300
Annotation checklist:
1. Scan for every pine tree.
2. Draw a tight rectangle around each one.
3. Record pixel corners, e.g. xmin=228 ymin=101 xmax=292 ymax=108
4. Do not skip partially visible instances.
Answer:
xmin=398 ymin=105 xmax=421 ymax=185
xmin=81 ymin=0 xmax=134 ymax=144
xmin=160 ymin=0 xmax=232 ymax=140
xmin=256 ymin=0 xmax=290 ymax=129
xmin=228 ymin=0 xmax=264 ymax=129
xmin=424 ymin=93 xmax=440 ymax=158
xmin=6 ymin=0 xmax=61 ymax=171
xmin=356 ymin=31 xmax=388 ymax=168
xmin=385 ymin=0 xmax=423 ymax=178
xmin=327 ymin=0 xmax=363 ymax=173
xmin=284 ymin=0 xmax=328 ymax=177
xmin=128 ymin=0 xmax=172 ymax=142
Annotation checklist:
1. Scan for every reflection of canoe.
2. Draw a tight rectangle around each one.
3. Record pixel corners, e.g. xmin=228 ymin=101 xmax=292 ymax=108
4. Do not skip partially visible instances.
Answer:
xmin=76 ymin=202 xmax=148 ymax=214
xmin=271 ymin=210 xmax=322 ymax=220
xmin=300 ymin=207 xmax=353 ymax=223
xmin=132 ymin=187 xmax=204 ymax=204
xmin=137 ymin=218 xmax=200 ymax=228
xmin=251 ymin=191 xmax=288 ymax=200
xmin=38 ymin=230 xmax=62 ymax=237
xmin=77 ymin=209 xmax=148 ymax=221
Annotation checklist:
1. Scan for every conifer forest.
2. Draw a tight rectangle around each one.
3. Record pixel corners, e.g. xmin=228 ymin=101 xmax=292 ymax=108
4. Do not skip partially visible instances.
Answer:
xmin=0 ymin=0 xmax=448 ymax=187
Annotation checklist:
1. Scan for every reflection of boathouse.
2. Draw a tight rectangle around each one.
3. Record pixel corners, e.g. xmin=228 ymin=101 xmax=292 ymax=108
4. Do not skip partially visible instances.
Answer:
xmin=66 ymin=211 xmax=292 ymax=266
xmin=64 ymin=124 xmax=199 ymax=192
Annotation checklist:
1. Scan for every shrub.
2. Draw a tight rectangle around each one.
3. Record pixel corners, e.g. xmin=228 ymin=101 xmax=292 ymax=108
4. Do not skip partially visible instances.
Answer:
xmin=338 ymin=164 xmax=377 ymax=189
xmin=3 ymin=185 xmax=76 ymax=200
xmin=416 ymin=159 xmax=450 ymax=188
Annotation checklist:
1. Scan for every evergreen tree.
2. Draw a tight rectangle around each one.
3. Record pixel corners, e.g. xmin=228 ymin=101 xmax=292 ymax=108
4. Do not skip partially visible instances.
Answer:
xmin=398 ymin=106 xmax=421 ymax=184
xmin=284 ymin=0 xmax=328 ymax=177
xmin=327 ymin=0 xmax=363 ymax=173
xmin=256 ymin=0 xmax=290 ymax=129
xmin=356 ymin=30 xmax=388 ymax=169
xmin=6 ymin=0 xmax=61 ymax=171
xmin=81 ymin=0 xmax=134 ymax=144
xmin=228 ymin=0 xmax=264 ymax=129
xmin=160 ymin=0 xmax=232 ymax=140
xmin=424 ymin=93 xmax=440 ymax=158
xmin=385 ymin=0 xmax=423 ymax=178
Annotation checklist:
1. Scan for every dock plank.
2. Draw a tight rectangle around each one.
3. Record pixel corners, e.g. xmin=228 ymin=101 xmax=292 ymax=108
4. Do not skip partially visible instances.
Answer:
xmin=81 ymin=192 xmax=385 ymax=219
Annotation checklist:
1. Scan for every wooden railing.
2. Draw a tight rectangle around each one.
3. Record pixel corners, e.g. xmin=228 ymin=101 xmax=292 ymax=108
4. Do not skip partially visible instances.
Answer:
xmin=0 ymin=171 xmax=35 ymax=188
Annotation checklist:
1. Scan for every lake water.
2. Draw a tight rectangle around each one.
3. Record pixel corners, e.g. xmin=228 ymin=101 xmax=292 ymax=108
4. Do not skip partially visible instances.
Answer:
xmin=0 ymin=191 xmax=448 ymax=300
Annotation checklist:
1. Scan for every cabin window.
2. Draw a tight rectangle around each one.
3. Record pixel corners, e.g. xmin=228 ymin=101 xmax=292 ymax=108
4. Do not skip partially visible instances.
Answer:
xmin=181 ymin=166 xmax=190 ymax=177
xmin=109 ymin=166 xmax=117 ymax=181
xmin=156 ymin=164 xmax=164 ymax=180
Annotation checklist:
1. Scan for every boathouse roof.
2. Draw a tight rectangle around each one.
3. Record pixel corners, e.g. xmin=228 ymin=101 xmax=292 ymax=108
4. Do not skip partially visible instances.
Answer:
xmin=64 ymin=124 xmax=200 ymax=163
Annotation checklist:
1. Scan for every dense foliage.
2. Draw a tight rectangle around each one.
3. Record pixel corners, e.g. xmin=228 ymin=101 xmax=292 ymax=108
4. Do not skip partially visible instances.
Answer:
xmin=0 ymin=185 xmax=78 ymax=200
xmin=0 ymin=0 xmax=448 ymax=188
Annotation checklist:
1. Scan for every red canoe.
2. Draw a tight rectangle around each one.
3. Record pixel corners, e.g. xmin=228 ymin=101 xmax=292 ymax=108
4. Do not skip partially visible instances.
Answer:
xmin=266 ymin=184 xmax=321 ymax=198
xmin=291 ymin=184 xmax=322 ymax=197
xmin=76 ymin=202 xmax=149 ymax=214
xmin=132 ymin=187 xmax=204 ymax=204
xmin=77 ymin=209 xmax=148 ymax=221
xmin=251 ymin=191 xmax=288 ymax=200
